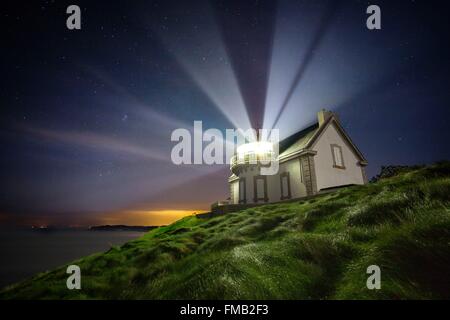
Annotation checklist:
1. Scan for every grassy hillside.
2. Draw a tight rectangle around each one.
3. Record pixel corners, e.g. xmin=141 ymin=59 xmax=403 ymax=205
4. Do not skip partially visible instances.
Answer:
xmin=2 ymin=162 xmax=450 ymax=299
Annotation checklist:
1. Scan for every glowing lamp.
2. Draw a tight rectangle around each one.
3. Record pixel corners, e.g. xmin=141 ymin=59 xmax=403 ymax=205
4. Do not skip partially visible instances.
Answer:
xmin=237 ymin=141 xmax=274 ymax=159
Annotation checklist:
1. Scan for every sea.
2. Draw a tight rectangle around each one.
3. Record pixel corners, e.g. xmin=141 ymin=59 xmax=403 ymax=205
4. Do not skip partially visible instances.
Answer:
xmin=0 ymin=229 xmax=144 ymax=289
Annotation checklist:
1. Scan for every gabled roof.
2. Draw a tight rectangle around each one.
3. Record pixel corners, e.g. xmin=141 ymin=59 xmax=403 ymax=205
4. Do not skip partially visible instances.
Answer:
xmin=278 ymin=123 xmax=319 ymax=156
xmin=277 ymin=115 xmax=367 ymax=164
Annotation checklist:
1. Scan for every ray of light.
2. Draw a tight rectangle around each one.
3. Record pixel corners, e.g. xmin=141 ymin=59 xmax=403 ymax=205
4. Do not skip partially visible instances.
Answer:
xmin=88 ymin=67 xmax=239 ymax=152
xmin=210 ymin=0 xmax=277 ymax=131
xmin=150 ymin=0 xmax=253 ymax=132
xmin=23 ymin=126 xmax=169 ymax=162
xmin=263 ymin=0 xmax=403 ymax=140
xmin=262 ymin=0 xmax=341 ymax=140
xmin=266 ymin=0 xmax=342 ymax=134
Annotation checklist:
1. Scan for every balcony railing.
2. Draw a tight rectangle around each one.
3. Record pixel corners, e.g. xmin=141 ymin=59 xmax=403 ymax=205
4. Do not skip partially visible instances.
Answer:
xmin=230 ymin=151 xmax=276 ymax=172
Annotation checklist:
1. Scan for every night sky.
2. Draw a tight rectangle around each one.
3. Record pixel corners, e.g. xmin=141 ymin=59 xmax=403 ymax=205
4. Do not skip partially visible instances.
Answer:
xmin=1 ymin=0 xmax=449 ymax=226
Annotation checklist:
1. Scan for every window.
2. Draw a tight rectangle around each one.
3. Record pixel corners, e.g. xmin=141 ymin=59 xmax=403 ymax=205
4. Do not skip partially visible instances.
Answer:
xmin=253 ymin=176 xmax=268 ymax=203
xmin=333 ymin=146 xmax=342 ymax=166
xmin=299 ymin=159 xmax=304 ymax=183
xmin=280 ymin=172 xmax=291 ymax=200
xmin=331 ymin=144 xmax=345 ymax=169
xmin=239 ymin=178 xmax=246 ymax=204
xmin=232 ymin=182 xmax=239 ymax=204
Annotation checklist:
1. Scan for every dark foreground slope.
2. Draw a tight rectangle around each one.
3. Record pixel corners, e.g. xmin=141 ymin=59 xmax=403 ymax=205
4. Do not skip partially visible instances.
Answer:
xmin=2 ymin=163 xmax=450 ymax=299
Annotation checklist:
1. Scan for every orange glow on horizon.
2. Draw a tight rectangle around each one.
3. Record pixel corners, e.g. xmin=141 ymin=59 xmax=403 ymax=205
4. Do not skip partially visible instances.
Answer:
xmin=100 ymin=209 xmax=207 ymax=226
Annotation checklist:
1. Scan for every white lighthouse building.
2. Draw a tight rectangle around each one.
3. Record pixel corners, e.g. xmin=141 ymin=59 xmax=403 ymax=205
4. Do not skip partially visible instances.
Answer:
xmin=227 ymin=109 xmax=368 ymax=206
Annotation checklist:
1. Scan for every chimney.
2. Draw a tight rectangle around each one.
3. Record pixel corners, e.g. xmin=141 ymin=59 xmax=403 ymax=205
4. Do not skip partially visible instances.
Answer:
xmin=317 ymin=109 xmax=333 ymax=126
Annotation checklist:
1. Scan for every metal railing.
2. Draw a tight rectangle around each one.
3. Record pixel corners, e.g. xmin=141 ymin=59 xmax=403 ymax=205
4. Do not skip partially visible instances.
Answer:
xmin=230 ymin=151 xmax=276 ymax=169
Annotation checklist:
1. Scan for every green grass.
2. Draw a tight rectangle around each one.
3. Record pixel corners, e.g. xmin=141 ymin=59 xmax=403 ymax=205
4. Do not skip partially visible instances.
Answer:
xmin=2 ymin=162 xmax=450 ymax=299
